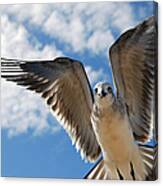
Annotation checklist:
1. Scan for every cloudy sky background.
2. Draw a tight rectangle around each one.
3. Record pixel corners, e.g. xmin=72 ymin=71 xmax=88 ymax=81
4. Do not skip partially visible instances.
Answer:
xmin=1 ymin=1 xmax=156 ymax=178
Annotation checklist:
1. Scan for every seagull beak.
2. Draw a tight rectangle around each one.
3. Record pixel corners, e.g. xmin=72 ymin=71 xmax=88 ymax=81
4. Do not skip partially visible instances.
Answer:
xmin=98 ymin=90 xmax=107 ymax=98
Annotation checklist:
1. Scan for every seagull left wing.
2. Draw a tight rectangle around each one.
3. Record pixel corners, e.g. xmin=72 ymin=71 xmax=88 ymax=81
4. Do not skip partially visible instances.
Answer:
xmin=109 ymin=16 xmax=157 ymax=142
xmin=1 ymin=57 xmax=101 ymax=162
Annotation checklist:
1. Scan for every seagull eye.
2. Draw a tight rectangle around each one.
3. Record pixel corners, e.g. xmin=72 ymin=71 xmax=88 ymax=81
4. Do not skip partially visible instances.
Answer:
xmin=107 ymin=87 xmax=112 ymax=93
xmin=94 ymin=88 xmax=98 ymax=94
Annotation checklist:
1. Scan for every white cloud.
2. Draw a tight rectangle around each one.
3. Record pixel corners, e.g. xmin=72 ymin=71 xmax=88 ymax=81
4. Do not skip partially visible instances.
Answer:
xmin=85 ymin=66 xmax=107 ymax=86
xmin=1 ymin=79 xmax=61 ymax=138
xmin=111 ymin=4 xmax=135 ymax=33
xmin=87 ymin=30 xmax=114 ymax=54
xmin=42 ymin=2 xmax=136 ymax=54
xmin=44 ymin=11 xmax=86 ymax=52
xmin=1 ymin=4 xmax=52 ymax=26
xmin=1 ymin=15 xmax=63 ymax=59
xmin=1 ymin=2 xmax=137 ymax=55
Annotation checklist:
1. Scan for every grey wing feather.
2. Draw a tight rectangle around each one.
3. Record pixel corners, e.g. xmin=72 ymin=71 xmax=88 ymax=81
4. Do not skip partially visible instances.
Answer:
xmin=1 ymin=57 xmax=101 ymax=162
xmin=84 ymin=158 xmax=109 ymax=180
xmin=109 ymin=16 xmax=157 ymax=142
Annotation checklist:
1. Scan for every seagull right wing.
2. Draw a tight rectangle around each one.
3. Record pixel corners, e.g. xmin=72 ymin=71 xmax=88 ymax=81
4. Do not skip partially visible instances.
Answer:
xmin=1 ymin=57 xmax=101 ymax=162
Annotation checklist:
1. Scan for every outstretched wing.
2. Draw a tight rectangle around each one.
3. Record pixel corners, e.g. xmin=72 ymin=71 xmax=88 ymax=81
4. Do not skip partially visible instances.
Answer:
xmin=109 ymin=16 xmax=157 ymax=142
xmin=1 ymin=57 xmax=101 ymax=162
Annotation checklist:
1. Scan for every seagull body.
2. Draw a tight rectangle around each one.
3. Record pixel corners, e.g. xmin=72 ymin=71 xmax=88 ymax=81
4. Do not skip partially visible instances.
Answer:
xmin=1 ymin=16 xmax=158 ymax=180
xmin=91 ymin=83 xmax=146 ymax=180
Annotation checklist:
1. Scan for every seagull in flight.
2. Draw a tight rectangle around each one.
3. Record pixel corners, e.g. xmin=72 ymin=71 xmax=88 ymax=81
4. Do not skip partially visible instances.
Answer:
xmin=1 ymin=16 xmax=157 ymax=180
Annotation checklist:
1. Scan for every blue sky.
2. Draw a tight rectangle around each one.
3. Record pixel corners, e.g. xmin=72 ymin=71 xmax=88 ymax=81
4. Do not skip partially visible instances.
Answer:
xmin=1 ymin=1 xmax=156 ymax=179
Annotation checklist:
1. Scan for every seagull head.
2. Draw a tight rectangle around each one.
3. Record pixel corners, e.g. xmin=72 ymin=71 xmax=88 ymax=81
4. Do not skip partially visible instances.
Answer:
xmin=94 ymin=82 xmax=114 ymax=107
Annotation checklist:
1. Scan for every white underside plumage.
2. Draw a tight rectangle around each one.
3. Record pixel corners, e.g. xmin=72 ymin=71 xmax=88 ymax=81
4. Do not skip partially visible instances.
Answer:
xmin=91 ymin=101 xmax=151 ymax=180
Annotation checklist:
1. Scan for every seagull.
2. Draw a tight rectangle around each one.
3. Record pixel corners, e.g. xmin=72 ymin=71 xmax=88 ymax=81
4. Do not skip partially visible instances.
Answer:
xmin=1 ymin=16 xmax=157 ymax=180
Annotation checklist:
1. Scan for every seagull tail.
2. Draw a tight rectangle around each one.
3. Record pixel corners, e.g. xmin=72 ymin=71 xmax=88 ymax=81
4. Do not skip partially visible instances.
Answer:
xmin=84 ymin=158 xmax=109 ymax=180
xmin=138 ymin=143 xmax=158 ymax=180
xmin=84 ymin=144 xmax=158 ymax=181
